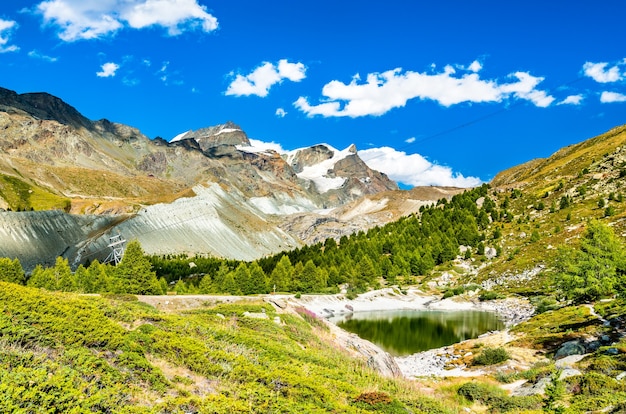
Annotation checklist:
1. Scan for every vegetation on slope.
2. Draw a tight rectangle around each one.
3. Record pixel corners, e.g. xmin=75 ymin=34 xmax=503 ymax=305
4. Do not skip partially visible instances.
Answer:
xmin=0 ymin=172 xmax=70 ymax=211
xmin=0 ymin=282 xmax=457 ymax=413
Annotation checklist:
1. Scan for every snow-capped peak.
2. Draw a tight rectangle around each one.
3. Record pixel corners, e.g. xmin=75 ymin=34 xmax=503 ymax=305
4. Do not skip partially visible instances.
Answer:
xmin=286 ymin=144 xmax=356 ymax=193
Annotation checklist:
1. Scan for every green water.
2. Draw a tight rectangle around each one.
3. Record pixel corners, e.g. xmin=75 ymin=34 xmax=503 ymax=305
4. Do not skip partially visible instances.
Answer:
xmin=331 ymin=310 xmax=504 ymax=356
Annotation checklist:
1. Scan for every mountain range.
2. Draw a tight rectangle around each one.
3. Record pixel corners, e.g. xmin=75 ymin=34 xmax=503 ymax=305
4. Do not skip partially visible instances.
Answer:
xmin=0 ymin=86 xmax=461 ymax=270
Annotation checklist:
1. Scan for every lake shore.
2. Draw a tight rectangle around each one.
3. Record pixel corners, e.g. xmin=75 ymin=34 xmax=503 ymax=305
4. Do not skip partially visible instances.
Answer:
xmin=290 ymin=288 xmax=535 ymax=378
xmin=139 ymin=288 xmax=535 ymax=378
xmin=290 ymin=287 xmax=533 ymax=327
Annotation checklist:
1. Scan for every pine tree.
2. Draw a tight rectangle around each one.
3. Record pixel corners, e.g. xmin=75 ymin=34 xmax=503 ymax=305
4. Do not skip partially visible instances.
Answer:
xmin=297 ymin=260 xmax=324 ymax=293
xmin=0 ymin=257 xmax=25 ymax=285
xmin=248 ymin=262 xmax=269 ymax=294
xmin=88 ymin=260 xmax=113 ymax=293
xmin=198 ymin=274 xmax=213 ymax=293
xmin=234 ymin=263 xmax=252 ymax=295
xmin=220 ymin=272 xmax=240 ymax=295
xmin=55 ymin=257 xmax=76 ymax=292
xmin=556 ymin=220 xmax=626 ymax=303
xmin=114 ymin=240 xmax=161 ymax=295
xmin=74 ymin=265 xmax=90 ymax=293
xmin=270 ymin=255 xmax=293 ymax=292
xmin=27 ymin=264 xmax=57 ymax=290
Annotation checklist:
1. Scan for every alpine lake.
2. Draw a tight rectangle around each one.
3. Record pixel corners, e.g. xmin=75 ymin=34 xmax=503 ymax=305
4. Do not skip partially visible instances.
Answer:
xmin=329 ymin=309 xmax=504 ymax=356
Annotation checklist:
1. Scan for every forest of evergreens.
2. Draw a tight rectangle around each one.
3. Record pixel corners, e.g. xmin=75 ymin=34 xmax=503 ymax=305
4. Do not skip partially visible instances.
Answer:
xmin=0 ymin=184 xmax=495 ymax=295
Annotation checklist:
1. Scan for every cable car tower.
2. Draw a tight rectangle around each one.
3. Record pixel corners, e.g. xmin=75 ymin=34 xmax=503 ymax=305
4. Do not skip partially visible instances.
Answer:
xmin=104 ymin=234 xmax=126 ymax=265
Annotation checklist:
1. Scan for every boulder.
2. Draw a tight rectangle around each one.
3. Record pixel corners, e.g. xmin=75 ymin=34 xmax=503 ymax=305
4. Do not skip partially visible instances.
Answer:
xmin=554 ymin=340 xmax=586 ymax=359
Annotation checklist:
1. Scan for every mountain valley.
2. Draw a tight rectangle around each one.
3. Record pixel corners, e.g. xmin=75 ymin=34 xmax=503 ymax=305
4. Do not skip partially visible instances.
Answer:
xmin=2 ymin=87 xmax=626 ymax=413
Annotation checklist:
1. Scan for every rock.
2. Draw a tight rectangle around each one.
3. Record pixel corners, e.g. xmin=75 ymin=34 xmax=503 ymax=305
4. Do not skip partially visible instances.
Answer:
xmin=485 ymin=247 xmax=498 ymax=259
xmin=511 ymin=376 xmax=551 ymax=396
xmin=559 ymin=368 xmax=582 ymax=380
xmin=605 ymin=347 xmax=619 ymax=355
xmin=555 ymin=354 xmax=586 ymax=369
xmin=554 ymin=340 xmax=586 ymax=359
xmin=616 ymin=372 xmax=626 ymax=381
xmin=242 ymin=311 xmax=269 ymax=320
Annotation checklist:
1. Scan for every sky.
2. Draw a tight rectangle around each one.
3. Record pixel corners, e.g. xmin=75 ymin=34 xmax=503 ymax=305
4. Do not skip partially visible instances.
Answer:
xmin=1 ymin=1 xmax=625 ymax=188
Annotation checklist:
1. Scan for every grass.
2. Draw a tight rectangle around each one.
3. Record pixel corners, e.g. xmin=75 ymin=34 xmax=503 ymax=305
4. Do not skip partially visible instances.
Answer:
xmin=0 ymin=173 xmax=70 ymax=211
xmin=510 ymin=305 xmax=603 ymax=350
xmin=0 ymin=281 xmax=460 ymax=413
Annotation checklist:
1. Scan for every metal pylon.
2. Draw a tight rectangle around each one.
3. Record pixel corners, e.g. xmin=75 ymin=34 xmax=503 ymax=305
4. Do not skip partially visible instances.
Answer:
xmin=104 ymin=234 xmax=126 ymax=265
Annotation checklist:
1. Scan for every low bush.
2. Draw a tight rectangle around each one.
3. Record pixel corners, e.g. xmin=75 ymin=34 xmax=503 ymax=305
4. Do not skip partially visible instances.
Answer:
xmin=457 ymin=381 xmax=541 ymax=412
xmin=478 ymin=290 xmax=505 ymax=301
xmin=473 ymin=347 xmax=510 ymax=365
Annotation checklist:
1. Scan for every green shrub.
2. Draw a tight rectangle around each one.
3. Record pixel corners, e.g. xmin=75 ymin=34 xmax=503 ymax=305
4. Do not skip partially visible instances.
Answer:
xmin=473 ymin=347 xmax=510 ymax=365
xmin=478 ymin=290 xmax=504 ymax=301
xmin=457 ymin=381 xmax=541 ymax=412
xmin=457 ymin=382 xmax=496 ymax=402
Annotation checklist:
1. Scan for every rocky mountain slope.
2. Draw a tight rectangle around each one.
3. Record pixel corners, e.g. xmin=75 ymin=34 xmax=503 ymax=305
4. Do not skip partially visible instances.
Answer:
xmin=0 ymin=86 xmax=459 ymax=270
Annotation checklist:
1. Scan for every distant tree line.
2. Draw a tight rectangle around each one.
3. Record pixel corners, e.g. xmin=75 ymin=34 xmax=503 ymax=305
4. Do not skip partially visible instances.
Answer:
xmin=0 ymin=240 xmax=165 ymax=295
xmin=150 ymin=184 xmax=494 ymax=295
xmin=1 ymin=183 xmax=532 ymax=296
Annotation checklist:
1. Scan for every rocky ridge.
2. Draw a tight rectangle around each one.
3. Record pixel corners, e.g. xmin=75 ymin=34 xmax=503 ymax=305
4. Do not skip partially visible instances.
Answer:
xmin=0 ymin=87 xmax=445 ymax=270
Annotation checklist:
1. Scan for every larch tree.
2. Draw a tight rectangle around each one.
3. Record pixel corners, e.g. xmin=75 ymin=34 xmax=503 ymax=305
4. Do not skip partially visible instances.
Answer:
xmin=114 ymin=240 xmax=161 ymax=295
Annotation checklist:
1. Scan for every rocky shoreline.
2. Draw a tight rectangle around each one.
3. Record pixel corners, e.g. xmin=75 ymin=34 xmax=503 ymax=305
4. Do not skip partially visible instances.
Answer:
xmin=291 ymin=288 xmax=535 ymax=378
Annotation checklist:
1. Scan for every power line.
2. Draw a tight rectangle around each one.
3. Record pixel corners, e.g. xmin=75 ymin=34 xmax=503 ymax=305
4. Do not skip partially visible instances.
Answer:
xmin=362 ymin=75 xmax=587 ymax=162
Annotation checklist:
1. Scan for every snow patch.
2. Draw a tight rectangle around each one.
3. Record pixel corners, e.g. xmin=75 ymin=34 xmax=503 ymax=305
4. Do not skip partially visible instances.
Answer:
xmin=214 ymin=127 xmax=241 ymax=136
xmin=286 ymin=144 xmax=354 ymax=193
xmin=170 ymin=130 xmax=192 ymax=143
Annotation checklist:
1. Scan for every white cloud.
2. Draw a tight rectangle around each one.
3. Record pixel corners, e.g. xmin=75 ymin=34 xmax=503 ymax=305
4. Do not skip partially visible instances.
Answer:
xmin=277 ymin=60 xmax=306 ymax=81
xmin=557 ymin=94 xmax=583 ymax=105
xmin=405 ymin=137 xmax=416 ymax=144
xmin=96 ymin=62 xmax=119 ymax=77
xmin=583 ymin=61 xmax=622 ymax=83
xmin=28 ymin=50 xmax=58 ymax=62
xmin=295 ymin=64 xmax=554 ymax=117
xmin=0 ymin=19 xmax=19 ymax=53
xmin=600 ymin=91 xmax=626 ymax=103
xmin=275 ymin=108 xmax=287 ymax=118
xmin=36 ymin=0 xmax=218 ymax=42
xmin=225 ymin=59 xmax=307 ymax=97
xmin=359 ymin=147 xmax=482 ymax=188
xmin=468 ymin=60 xmax=482 ymax=72
xmin=248 ymin=138 xmax=285 ymax=153
xmin=123 ymin=0 xmax=217 ymax=35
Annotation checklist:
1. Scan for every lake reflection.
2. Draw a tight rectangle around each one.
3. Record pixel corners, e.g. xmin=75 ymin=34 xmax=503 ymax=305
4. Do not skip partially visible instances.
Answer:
xmin=330 ymin=310 xmax=504 ymax=356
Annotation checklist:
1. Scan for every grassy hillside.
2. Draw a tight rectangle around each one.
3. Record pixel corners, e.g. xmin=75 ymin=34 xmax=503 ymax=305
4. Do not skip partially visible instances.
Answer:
xmin=0 ymin=172 xmax=71 ymax=211
xmin=0 ymin=282 xmax=459 ymax=413
xmin=463 ymin=124 xmax=626 ymax=292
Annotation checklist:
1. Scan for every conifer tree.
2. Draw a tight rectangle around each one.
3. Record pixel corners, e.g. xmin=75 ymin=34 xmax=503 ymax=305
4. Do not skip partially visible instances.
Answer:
xmin=220 ymin=272 xmax=240 ymax=295
xmin=27 ymin=264 xmax=57 ymax=290
xmin=74 ymin=265 xmax=90 ymax=293
xmin=0 ymin=257 xmax=25 ymax=285
xmin=556 ymin=220 xmax=626 ymax=302
xmin=88 ymin=260 xmax=113 ymax=293
xmin=55 ymin=257 xmax=76 ymax=292
xmin=248 ymin=262 xmax=269 ymax=294
xmin=198 ymin=274 xmax=213 ymax=294
xmin=114 ymin=240 xmax=161 ymax=295
xmin=234 ymin=263 xmax=252 ymax=294
xmin=270 ymin=255 xmax=293 ymax=292
xmin=297 ymin=260 xmax=324 ymax=293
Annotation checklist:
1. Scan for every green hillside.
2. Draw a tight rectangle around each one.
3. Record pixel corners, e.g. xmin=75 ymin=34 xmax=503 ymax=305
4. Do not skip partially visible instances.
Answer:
xmin=0 ymin=282 xmax=457 ymax=413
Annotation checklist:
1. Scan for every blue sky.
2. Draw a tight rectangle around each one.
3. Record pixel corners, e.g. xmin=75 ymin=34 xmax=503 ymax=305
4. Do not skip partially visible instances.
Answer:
xmin=1 ymin=1 xmax=625 ymax=187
